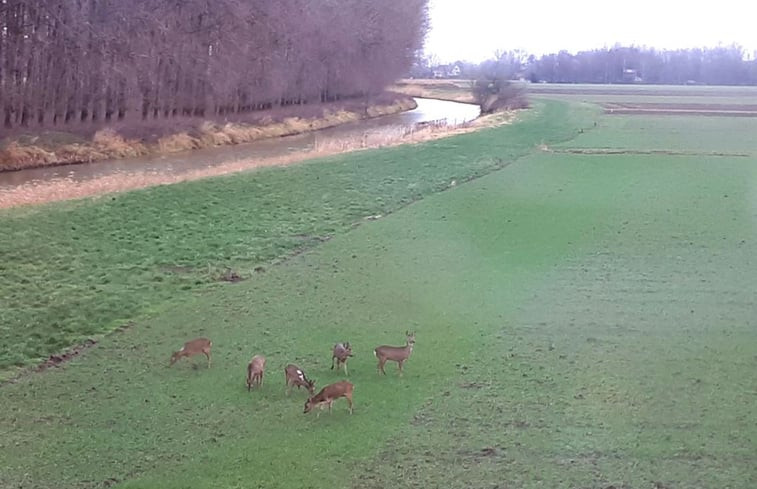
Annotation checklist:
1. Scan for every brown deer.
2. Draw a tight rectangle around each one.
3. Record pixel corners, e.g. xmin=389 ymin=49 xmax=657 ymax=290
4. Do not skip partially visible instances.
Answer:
xmin=247 ymin=355 xmax=266 ymax=391
xmin=284 ymin=364 xmax=316 ymax=395
xmin=304 ymin=380 xmax=354 ymax=417
xmin=331 ymin=342 xmax=353 ymax=375
xmin=374 ymin=331 xmax=416 ymax=376
xmin=169 ymin=338 xmax=212 ymax=367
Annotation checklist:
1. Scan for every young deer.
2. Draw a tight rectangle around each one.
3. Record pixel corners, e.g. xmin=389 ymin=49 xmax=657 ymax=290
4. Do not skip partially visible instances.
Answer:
xmin=374 ymin=331 xmax=416 ymax=376
xmin=331 ymin=342 xmax=353 ymax=375
xmin=247 ymin=355 xmax=266 ymax=391
xmin=304 ymin=380 xmax=354 ymax=417
xmin=284 ymin=363 xmax=316 ymax=395
xmin=169 ymin=338 xmax=212 ymax=368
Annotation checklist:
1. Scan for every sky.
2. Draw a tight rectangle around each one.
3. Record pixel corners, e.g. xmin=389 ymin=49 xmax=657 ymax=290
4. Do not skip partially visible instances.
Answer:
xmin=425 ymin=0 xmax=757 ymax=62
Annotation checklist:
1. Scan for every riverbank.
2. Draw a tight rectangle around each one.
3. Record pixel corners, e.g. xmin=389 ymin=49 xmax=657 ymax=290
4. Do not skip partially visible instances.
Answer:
xmin=0 ymin=99 xmax=583 ymax=381
xmin=0 ymin=104 xmax=511 ymax=210
xmin=0 ymin=93 xmax=417 ymax=172
xmin=391 ymin=78 xmax=476 ymax=103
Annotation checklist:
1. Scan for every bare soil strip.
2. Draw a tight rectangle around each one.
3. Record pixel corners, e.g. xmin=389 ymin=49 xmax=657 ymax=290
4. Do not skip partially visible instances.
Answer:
xmin=546 ymin=148 xmax=750 ymax=157
xmin=602 ymin=101 xmax=757 ymax=117
xmin=605 ymin=108 xmax=757 ymax=117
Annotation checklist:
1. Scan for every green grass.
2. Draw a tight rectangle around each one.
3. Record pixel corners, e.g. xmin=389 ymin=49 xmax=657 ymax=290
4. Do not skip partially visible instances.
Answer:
xmin=2 ymin=95 xmax=757 ymax=488
xmin=529 ymin=83 xmax=757 ymax=108
xmin=0 ymin=99 xmax=594 ymax=378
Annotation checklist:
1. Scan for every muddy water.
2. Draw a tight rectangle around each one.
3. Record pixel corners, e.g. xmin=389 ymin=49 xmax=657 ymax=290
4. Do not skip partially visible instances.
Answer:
xmin=0 ymin=98 xmax=479 ymax=189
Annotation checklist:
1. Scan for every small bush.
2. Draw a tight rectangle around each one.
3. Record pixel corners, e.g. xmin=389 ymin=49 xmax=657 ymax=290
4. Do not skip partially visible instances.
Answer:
xmin=472 ymin=78 xmax=529 ymax=114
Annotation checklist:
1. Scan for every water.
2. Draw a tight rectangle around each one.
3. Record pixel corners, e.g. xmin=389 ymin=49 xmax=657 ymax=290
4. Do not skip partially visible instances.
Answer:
xmin=0 ymin=98 xmax=480 ymax=189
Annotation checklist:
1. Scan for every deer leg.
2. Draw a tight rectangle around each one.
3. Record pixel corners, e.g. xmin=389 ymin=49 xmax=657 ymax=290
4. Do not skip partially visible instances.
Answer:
xmin=204 ymin=350 xmax=211 ymax=368
xmin=260 ymin=371 xmax=264 ymax=387
xmin=343 ymin=360 xmax=349 ymax=376
xmin=378 ymin=359 xmax=387 ymax=375
xmin=346 ymin=395 xmax=353 ymax=414
xmin=328 ymin=401 xmax=334 ymax=414
xmin=398 ymin=360 xmax=404 ymax=376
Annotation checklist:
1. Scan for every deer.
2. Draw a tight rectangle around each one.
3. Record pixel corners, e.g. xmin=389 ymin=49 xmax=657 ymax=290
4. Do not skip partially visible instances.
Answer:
xmin=169 ymin=337 xmax=212 ymax=368
xmin=304 ymin=380 xmax=354 ymax=417
xmin=284 ymin=363 xmax=316 ymax=395
xmin=374 ymin=331 xmax=416 ymax=376
xmin=246 ymin=355 xmax=266 ymax=391
xmin=331 ymin=342 xmax=353 ymax=375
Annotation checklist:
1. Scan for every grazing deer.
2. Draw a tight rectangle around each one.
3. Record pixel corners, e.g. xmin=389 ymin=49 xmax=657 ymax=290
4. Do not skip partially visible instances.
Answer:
xmin=374 ymin=331 xmax=416 ymax=376
xmin=284 ymin=363 xmax=316 ymax=395
xmin=247 ymin=355 xmax=266 ymax=391
xmin=331 ymin=342 xmax=353 ymax=375
xmin=169 ymin=338 xmax=212 ymax=368
xmin=304 ymin=380 xmax=354 ymax=417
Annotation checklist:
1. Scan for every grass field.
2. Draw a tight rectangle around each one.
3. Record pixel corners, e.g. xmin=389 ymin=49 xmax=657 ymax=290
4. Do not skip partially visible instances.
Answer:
xmin=2 ymin=90 xmax=757 ymax=488
xmin=0 ymin=99 xmax=591 ymax=379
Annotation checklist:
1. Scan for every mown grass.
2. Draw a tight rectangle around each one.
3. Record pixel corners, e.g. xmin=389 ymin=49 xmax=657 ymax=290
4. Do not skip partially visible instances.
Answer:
xmin=2 ymin=96 xmax=756 ymax=488
xmin=0 ymin=99 xmax=595 ymax=378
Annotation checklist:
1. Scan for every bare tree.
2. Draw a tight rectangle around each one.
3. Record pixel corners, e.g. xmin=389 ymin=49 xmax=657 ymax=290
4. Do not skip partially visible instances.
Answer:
xmin=0 ymin=0 xmax=430 ymax=133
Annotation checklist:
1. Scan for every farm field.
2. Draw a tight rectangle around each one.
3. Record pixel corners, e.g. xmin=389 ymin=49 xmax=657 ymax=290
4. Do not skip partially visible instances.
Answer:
xmin=529 ymin=82 xmax=757 ymax=116
xmin=2 ymin=91 xmax=757 ymax=488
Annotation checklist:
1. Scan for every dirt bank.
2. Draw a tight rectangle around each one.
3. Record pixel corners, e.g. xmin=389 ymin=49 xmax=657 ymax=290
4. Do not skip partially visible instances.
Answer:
xmin=0 ymin=93 xmax=417 ymax=172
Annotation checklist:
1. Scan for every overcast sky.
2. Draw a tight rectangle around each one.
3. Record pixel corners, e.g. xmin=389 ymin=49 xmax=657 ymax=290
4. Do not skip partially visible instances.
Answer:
xmin=425 ymin=0 xmax=757 ymax=62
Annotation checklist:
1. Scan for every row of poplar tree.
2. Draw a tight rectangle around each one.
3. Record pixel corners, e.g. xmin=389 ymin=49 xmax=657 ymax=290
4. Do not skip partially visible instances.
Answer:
xmin=0 ymin=0 xmax=428 ymax=129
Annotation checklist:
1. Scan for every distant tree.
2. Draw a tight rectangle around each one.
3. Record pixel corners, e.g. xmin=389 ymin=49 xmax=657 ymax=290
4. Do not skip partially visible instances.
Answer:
xmin=472 ymin=77 xmax=528 ymax=113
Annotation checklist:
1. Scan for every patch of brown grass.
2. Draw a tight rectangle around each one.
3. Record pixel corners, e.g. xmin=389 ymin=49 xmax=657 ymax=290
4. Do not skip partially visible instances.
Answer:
xmin=156 ymin=133 xmax=201 ymax=153
xmin=56 ymin=144 xmax=107 ymax=163
xmin=92 ymin=129 xmax=148 ymax=158
xmin=0 ymin=142 xmax=57 ymax=171
xmin=391 ymin=79 xmax=476 ymax=104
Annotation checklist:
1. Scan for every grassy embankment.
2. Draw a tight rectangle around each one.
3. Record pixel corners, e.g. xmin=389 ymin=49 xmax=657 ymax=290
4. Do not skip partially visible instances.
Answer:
xmin=392 ymin=78 xmax=476 ymax=103
xmin=2 ymin=93 xmax=757 ymax=488
xmin=0 ymin=94 xmax=416 ymax=172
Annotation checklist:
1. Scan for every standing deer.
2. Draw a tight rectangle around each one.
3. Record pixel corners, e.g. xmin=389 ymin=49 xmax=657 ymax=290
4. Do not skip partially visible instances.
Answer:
xmin=331 ymin=342 xmax=353 ymax=375
xmin=169 ymin=338 xmax=212 ymax=368
xmin=304 ymin=380 xmax=354 ymax=417
xmin=284 ymin=363 xmax=316 ymax=395
xmin=374 ymin=331 xmax=416 ymax=376
xmin=247 ymin=355 xmax=266 ymax=391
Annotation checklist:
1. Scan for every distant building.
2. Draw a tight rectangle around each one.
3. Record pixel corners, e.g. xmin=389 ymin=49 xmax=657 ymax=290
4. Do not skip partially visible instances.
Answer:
xmin=432 ymin=63 xmax=463 ymax=79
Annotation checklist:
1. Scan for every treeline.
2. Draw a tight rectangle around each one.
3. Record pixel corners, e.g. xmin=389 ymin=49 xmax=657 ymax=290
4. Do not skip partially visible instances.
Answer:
xmin=528 ymin=45 xmax=757 ymax=85
xmin=0 ymin=0 xmax=428 ymax=130
xmin=420 ymin=45 xmax=757 ymax=86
